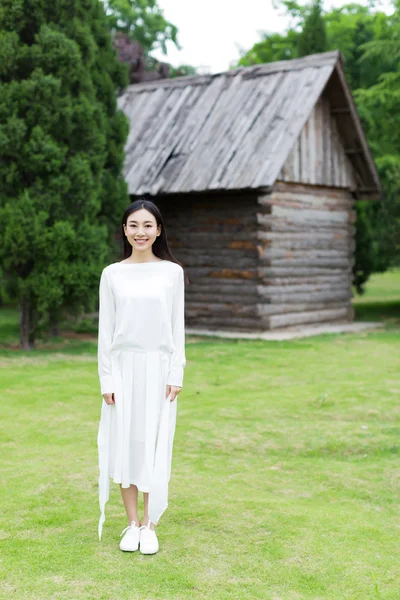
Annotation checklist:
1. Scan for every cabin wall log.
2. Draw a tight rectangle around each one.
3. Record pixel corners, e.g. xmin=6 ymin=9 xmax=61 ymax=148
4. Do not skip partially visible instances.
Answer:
xmin=256 ymin=183 xmax=355 ymax=328
xmin=186 ymin=316 xmax=264 ymax=330
xmin=265 ymin=306 xmax=353 ymax=329
xmin=261 ymin=275 xmax=351 ymax=286
xmin=187 ymin=278 xmax=350 ymax=293
xmin=257 ymin=300 xmax=352 ymax=316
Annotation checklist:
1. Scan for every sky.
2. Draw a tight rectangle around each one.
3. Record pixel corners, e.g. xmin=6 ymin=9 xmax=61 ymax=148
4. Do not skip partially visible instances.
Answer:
xmin=151 ymin=0 xmax=393 ymax=74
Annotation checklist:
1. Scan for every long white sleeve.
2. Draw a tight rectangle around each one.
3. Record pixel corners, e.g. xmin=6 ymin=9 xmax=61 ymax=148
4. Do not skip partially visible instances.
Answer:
xmin=98 ymin=268 xmax=115 ymax=395
xmin=167 ymin=267 xmax=186 ymax=388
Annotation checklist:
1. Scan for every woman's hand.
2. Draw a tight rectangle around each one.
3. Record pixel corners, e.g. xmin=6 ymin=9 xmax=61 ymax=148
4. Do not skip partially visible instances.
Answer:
xmin=166 ymin=384 xmax=182 ymax=402
xmin=103 ymin=392 xmax=115 ymax=405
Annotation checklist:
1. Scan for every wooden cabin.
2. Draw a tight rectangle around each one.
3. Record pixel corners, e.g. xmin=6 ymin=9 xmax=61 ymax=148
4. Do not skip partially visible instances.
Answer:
xmin=117 ymin=51 xmax=381 ymax=331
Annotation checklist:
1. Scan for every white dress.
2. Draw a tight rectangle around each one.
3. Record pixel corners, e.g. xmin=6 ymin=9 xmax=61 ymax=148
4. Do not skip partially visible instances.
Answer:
xmin=96 ymin=259 xmax=186 ymax=540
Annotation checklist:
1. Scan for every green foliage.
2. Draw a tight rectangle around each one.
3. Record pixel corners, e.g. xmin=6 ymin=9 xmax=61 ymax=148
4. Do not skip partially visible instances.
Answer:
xmin=239 ymin=1 xmax=400 ymax=283
xmin=354 ymin=78 xmax=400 ymax=268
xmin=169 ymin=64 xmax=198 ymax=78
xmin=239 ymin=30 xmax=299 ymax=66
xmin=105 ymin=0 xmax=179 ymax=54
xmin=353 ymin=202 xmax=374 ymax=294
xmin=373 ymin=156 xmax=400 ymax=267
xmin=324 ymin=5 xmax=396 ymax=89
xmin=106 ymin=4 xmax=197 ymax=84
xmin=0 ymin=0 xmax=130 ymax=346
xmin=297 ymin=0 xmax=327 ymax=56
xmin=240 ymin=2 xmax=396 ymax=85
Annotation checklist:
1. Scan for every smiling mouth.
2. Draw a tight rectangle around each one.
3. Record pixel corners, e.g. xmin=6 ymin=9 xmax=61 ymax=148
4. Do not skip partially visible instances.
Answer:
xmin=135 ymin=239 xmax=148 ymax=242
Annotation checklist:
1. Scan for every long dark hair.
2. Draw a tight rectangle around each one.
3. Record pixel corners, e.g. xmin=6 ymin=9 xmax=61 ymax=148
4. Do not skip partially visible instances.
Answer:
xmin=121 ymin=199 xmax=183 ymax=269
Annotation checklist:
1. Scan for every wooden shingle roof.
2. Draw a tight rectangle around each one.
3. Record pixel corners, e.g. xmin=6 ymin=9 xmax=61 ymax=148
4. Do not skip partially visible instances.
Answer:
xmin=117 ymin=51 xmax=380 ymax=199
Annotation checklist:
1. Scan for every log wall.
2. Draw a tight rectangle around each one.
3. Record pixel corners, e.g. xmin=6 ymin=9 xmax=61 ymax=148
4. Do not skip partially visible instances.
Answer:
xmin=156 ymin=183 xmax=355 ymax=332
xmin=257 ymin=182 xmax=355 ymax=329
xmin=156 ymin=192 xmax=263 ymax=331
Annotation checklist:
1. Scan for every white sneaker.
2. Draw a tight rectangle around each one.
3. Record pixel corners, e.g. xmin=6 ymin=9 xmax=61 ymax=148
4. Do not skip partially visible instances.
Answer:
xmin=139 ymin=521 xmax=159 ymax=554
xmin=119 ymin=521 xmax=140 ymax=552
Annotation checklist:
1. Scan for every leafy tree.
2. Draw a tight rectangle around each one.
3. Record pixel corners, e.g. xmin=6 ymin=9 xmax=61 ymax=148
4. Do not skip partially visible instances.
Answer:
xmin=239 ymin=2 xmax=396 ymax=87
xmin=107 ymin=2 xmax=196 ymax=83
xmin=297 ymin=0 xmax=327 ymax=56
xmin=169 ymin=64 xmax=197 ymax=78
xmin=355 ymin=86 xmax=400 ymax=268
xmin=239 ymin=31 xmax=299 ymax=66
xmin=0 ymin=0 xmax=129 ymax=348
xmin=324 ymin=4 xmax=396 ymax=89
xmin=239 ymin=1 xmax=400 ymax=283
xmin=353 ymin=201 xmax=374 ymax=294
xmin=105 ymin=0 xmax=179 ymax=54
xmin=351 ymin=1 xmax=400 ymax=267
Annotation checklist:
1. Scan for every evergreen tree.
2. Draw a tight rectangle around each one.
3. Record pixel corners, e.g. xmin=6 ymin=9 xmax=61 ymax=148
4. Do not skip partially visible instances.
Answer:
xmin=0 ymin=0 xmax=129 ymax=348
xmin=297 ymin=0 xmax=327 ymax=56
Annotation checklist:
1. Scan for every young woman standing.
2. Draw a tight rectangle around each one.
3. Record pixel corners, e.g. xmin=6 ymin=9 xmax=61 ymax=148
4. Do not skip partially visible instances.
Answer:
xmin=97 ymin=199 xmax=186 ymax=555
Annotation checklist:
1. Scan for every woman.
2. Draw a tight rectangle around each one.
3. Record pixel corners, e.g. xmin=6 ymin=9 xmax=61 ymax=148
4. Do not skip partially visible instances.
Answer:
xmin=97 ymin=198 xmax=186 ymax=555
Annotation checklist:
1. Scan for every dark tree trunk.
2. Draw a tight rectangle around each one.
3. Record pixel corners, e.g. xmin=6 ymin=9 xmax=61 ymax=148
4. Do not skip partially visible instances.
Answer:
xmin=20 ymin=296 xmax=36 ymax=350
xmin=50 ymin=310 xmax=60 ymax=337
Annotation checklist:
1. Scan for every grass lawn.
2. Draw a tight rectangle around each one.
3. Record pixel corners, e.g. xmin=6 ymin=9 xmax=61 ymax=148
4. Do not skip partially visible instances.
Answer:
xmin=0 ymin=271 xmax=399 ymax=600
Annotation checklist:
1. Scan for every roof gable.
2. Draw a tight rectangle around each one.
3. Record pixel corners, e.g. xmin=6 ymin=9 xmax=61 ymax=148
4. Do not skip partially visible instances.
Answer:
xmin=117 ymin=51 xmax=380 ymax=198
xmin=278 ymin=95 xmax=357 ymax=189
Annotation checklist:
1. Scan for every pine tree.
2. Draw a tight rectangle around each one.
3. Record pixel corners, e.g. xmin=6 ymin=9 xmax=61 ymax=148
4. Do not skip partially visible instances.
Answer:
xmin=0 ymin=0 xmax=129 ymax=348
xmin=297 ymin=0 xmax=327 ymax=57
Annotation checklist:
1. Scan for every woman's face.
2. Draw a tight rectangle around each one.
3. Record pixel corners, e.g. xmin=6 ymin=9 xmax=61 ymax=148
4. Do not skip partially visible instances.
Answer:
xmin=123 ymin=208 xmax=161 ymax=252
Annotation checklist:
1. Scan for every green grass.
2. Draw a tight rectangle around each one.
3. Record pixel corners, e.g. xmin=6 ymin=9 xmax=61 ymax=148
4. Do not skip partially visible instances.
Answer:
xmin=0 ymin=271 xmax=399 ymax=600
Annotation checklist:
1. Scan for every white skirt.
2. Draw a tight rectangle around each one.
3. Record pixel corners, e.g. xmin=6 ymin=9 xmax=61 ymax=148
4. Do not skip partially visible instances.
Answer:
xmin=97 ymin=348 xmax=177 ymax=540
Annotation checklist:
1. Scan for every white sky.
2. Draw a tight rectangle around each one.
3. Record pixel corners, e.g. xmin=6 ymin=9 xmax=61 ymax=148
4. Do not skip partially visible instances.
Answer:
xmin=151 ymin=0 xmax=393 ymax=74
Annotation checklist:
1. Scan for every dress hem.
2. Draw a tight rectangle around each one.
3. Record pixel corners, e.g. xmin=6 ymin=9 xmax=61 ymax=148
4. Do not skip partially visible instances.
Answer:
xmin=109 ymin=475 xmax=150 ymax=493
